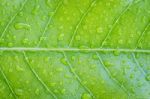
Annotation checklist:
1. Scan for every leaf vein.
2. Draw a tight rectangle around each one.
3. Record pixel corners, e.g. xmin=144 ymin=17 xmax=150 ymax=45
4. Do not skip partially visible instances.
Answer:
xmin=23 ymin=51 xmax=57 ymax=99
xmin=0 ymin=66 xmax=17 ymax=99
xmin=96 ymin=52 xmax=130 ymax=97
xmin=68 ymin=0 xmax=97 ymax=46
xmin=62 ymin=51 xmax=95 ymax=98
xmin=100 ymin=0 xmax=134 ymax=47
xmin=37 ymin=0 xmax=63 ymax=47
xmin=0 ymin=0 xmax=28 ymax=39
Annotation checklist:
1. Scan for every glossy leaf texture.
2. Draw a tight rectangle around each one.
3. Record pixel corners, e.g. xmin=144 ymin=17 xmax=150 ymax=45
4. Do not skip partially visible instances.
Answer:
xmin=0 ymin=0 xmax=150 ymax=99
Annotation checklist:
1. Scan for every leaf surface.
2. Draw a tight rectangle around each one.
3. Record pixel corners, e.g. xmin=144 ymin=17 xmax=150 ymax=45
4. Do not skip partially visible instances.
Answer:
xmin=0 ymin=0 xmax=150 ymax=99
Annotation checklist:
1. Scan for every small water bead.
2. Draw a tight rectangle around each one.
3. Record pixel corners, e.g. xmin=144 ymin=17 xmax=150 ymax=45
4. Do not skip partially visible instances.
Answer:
xmin=14 ymin=23 xmax=31 ymax=30
xmin=81 ymin=93 xmax=92 ymax=99
xmin=61 ymin=88 xmax=66 ymax=94
xmin=60 ymin=57 xmax=68 ymax=65
xmin=35 ymin=88 xmax=40 ymax=95
xmin=75 ymin=35 xmax=81 ymax=41
xmin=56 ymin=67 xmax=63 ymax=72
xmin=15 ymin=89 xmax=24 ymax=96
xmin=71 ymin=56 xmax=75 ymax=61
xmin=22 ymin=38 xmax=29 ymax=44
xmin=104 ymin=61 xmax=113 ymax=67
xmin=16 ymin=65 xmax=24 ymax=72
xmin=50 ymin=82 xmax=56 ymax=87
xmin=113 ymin=50 xmax=120 ymax=56
xmin=64 ymin=74 xmax=71 ymax=79
xmin=145 ymin=74 xmax=150 ymax=81
xmin=40 ymin=37 xmax=47 ymax=41
xmin=63 ymin=0 xmax=69 ymax=5
xmin=8 ymin=42 xmax=13 ymax=47
xmin=58 ymin=33 xmax=64 ymax=41
xmin=90 ymin=65 xmax=96 ymax=69
xmin=54 ymin=89 xmax=59 ymax=93
xmin=18 ymin=12 xmax=23 ymax=17
xmin=32 ymin=5 xmax=40 ymax=15
xmin=45 ymin=0 xmax=52 ymax=8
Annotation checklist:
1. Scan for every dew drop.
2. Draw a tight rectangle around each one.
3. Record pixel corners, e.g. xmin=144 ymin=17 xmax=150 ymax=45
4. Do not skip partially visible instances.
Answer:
xmin=81 ymin=93 xmax=92 ymax=99
xmin=18 ymin=12 xmax=23 ymax=17
xmin=96 ymin=27 xmax=103 ymax=33
xmin=54 ymin=89 xmax=59 ymax=93
xmin=104 ymin=61 xmax=113 ymax=67
xmin=61 ymin=88 xmax=66 ymax=94
xmin=22 ymin=38 xmax=29 ymax=44
xmin=14 ymin=23 xmax=31 ymax=30
xmin=50 ymin=82 xmax=56 ymax=87
xmin=90 ymin=64 xmax=96 ymax=69
xmin=56 ymin=67 xmax=63 ymax=72
xmin=71 ymin=56 xmax=75 ymax=61
xmin=75 ymin=35 xmax=81 ymax=41
xmin=15 ymin=89 xmax=23 ymax=96
xmin=58 ymin=33 xmax=64 ymax=41
xmin=145 ymin=74 xmax=150 ymax=81
xmin=8 ymin=42 xmax=13 ymax=47
xmin=35 ymin=88 xmax=40 ymax=95
xmin=16 ymin=65 xmax=24 ymax=72
xmin=113 ymin=50 xmax=120 ymax=56
xmin=118 ymin=39 xmax=123 ymax=45
xmin=32 ymin=5 xmax=40 ymax=15
xmin=45 ymin=0 xmax=52 ymax=8
xmin=92 ymin=54 xmax=98 ymax=60
xmin=60 ymin=57 xmax=68 ymax=65
xmin=8 ymin=68 xmax=13 ymax=73
xmin=63 ymin=0 xmax=69 ymax=5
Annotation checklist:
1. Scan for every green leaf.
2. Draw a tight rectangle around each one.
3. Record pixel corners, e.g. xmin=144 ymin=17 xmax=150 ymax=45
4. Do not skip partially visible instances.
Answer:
xmin=0 ymin=0 xmax=150 ymax=99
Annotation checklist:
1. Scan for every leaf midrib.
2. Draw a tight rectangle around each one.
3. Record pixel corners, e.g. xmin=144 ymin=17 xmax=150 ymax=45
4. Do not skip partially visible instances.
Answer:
xmin=0 ymin=47 xmax=150 ymax=53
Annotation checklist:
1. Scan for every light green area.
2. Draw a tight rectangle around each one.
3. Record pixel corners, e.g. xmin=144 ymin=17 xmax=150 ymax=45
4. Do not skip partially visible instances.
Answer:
xmin=0 ymin=0 xmax=150 ymax=99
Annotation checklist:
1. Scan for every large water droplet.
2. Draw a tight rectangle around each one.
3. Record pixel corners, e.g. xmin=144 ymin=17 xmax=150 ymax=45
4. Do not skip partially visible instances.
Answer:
xmin=14 ymin=23 xmax=31 ymax=30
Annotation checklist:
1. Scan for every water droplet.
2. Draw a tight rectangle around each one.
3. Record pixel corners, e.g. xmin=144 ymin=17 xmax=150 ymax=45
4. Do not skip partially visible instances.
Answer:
xmin=58 ymin=33 xmax=64 ymax=41
xmin=113 ymin=50 xmax=120 ymax=56
xmin=118 ymin=39 xmax=123 ymax=45
xmin=60 ymin=57 xmax=68 ymax=65
xmin=54 ymin=89 xmax=59 ymax=93
xmin=50 ymin=82 xmax=56 ymax=87
xmin=71 ymin=56 xmax=75 ymax=61
xmin=16 ymin=65 xmax=24 ymax=72
xmin=90 ymin=65 xmax=96 ymax=69
xmin=129 ymin=74 xmax=134 ymax=79
xmin=22 ymin=38 xmax=29 ymax=44
xmin=96 ymin=27 xmax=103 ymax=33
xmin=63 ymin=0 xmax=69 ymax=5
xmin=8 ymin=42 xmax=13 ymax=47
xmin=15 ymin=89 xmax=23 ymax=96
xmin=104 ymin=61 xmax=113 ymax=67
xmin=45 ymin=0 xmax=52 ymax=8
xmin=56 ymin=67 xmax=63 ymax=72
xmin=32 ymin=5 xmax=40 ymax=15
xmin=8 ymin=68 xmax=13 ymax=73
xmin=40 ymin=37 xmax=47 ymax=41
xmin=145 ymin=74 xmax=150 ymax=81
xmin=92 ymin=54 xmax=98 ymax=60
xmin=75 ymin=35 xmax=81 ymax=41
xmin=81 ymin=93 xmax=92 ymax=99
xmin=14 ymin=23 xmax=31 ymax=30
xmin=35 ymin=88 xmax=40 ymax=95
xmin=61 ymin=88 xmax=66 ymax=94
xmin=18 ymin=12 xmax=23 ymax=17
